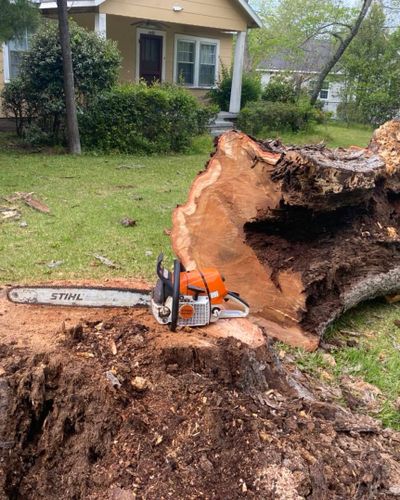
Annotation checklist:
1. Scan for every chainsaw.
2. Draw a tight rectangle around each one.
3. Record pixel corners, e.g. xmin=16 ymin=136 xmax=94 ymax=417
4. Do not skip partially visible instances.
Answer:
xmin=7 ymin=253 xmax=249 ymax=332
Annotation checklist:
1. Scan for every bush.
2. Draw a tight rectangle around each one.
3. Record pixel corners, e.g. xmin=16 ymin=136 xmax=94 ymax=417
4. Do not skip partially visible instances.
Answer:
xmin=262 ymin=79 xmax=297 ymax=103
xmin=237 ymin=99 xmax=319 ymax=136
xmin=336 ymin=102 xmax=360 ymax=124
xmin=2 ymin=20 xmax=121 ymax=143
xmin=207 ymin=67 xmax=261 ymax=111
xmin=79 ymin=83 xmax=217 ymax=153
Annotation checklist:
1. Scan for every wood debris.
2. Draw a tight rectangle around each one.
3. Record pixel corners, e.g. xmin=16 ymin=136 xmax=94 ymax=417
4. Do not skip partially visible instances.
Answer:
xmin=93 ymin=254 xmax=120 ymax=269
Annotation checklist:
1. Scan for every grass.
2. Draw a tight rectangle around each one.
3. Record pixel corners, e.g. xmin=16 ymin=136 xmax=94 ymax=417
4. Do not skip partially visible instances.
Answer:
xmin=280 ymin=300 xmax=400 ymax=430
xmin=0 ymin=135 xmax=212 ymax=283
xmin=264 ymin=122 xmax=373 ymax=148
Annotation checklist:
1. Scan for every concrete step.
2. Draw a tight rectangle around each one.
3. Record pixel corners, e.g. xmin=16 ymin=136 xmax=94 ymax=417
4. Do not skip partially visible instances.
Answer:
xmin=218 ymin=111 xmax=238 ymax=120
xmin=213 ymin=119 xmax=235 ymax=126
xmin=210 ymin=128 xmax=234 ymax=137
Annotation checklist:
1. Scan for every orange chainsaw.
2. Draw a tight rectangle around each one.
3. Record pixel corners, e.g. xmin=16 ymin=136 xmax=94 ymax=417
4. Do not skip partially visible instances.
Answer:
xmin=7 ymin=254 xmax=249 ymax=331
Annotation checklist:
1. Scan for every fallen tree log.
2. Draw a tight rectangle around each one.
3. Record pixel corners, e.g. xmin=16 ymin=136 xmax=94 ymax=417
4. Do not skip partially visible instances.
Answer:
xmin=171 ymin=120 xmax=400 ymax=350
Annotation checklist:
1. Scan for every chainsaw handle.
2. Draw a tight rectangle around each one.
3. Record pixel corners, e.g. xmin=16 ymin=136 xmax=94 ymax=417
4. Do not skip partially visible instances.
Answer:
xmin=170 ymin=259 xmax=181 ymax=332
xmin=217 ymin=292 xmax=250 ymax=319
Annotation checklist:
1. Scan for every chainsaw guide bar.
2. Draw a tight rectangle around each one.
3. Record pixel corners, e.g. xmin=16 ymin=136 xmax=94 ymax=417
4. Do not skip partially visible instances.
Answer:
xmin=7 ymin=286 xmax=151 ymax=308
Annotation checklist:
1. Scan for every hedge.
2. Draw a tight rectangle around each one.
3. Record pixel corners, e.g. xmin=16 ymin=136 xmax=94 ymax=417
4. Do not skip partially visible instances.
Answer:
xmin=237 ymin=100 xmax=323 ymax=136
xmin=79 ymin=83 xmax=216 ymax=153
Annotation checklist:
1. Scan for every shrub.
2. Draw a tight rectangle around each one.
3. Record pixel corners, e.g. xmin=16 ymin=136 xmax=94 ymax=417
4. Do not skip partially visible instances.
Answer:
xmin=79 ymin=83 xmax=217 ymax=154
xmin=2 ymin=20 xmax=121 ymax=143
xmin=207 ymin=66 xmax=261 ymax=111
xmin=262 ymin=79 xmax=297 ymax=103
xmin=237 ymin=99 xmax=319 ymax=136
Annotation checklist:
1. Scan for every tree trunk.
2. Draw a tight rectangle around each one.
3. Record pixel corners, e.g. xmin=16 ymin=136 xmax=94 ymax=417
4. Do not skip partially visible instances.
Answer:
xmin=56 ymin=0 xmax=81 ymax=154
xmin=310 ymin=0 xmax=373 ymax=105
xmin=171 ymin=120 xmax=400 ymax=350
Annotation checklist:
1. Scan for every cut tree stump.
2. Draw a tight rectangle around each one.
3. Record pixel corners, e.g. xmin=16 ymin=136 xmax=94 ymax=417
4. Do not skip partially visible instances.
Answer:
xmin=172 ymin=120 xmax=400 ymax=350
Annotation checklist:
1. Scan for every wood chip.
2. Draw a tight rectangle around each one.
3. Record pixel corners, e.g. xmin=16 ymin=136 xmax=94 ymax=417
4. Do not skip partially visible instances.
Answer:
xmin=93 ymin=254 xmax=120 ymax=269
xmin=23 ymin=194 xmax=50 ymax=214
xmin=110 ymin=339 xmax=117 ymax=355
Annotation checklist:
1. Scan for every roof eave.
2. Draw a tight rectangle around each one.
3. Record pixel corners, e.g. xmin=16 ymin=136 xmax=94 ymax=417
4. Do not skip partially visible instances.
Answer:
xmin=40 ymin=0 xmax=263 ymax=28
xmin=40 ymin=0 xmax=103 ymax=8
xmin=235 ymin=0 xmax=263 ymax=28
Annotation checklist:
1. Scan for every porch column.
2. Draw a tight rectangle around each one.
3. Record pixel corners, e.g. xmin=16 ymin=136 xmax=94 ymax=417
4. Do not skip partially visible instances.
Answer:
xmin=94 ymin=13 xmax=107 ymax=39
xmin=229 ymin=31 xmax=246 ymax=114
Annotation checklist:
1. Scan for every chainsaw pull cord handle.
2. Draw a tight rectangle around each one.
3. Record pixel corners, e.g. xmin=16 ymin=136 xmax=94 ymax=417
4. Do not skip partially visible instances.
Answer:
xmin=170 ymin=259 xmax=181 ymax=332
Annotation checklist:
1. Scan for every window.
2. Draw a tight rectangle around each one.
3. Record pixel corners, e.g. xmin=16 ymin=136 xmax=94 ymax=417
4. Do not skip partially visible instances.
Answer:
xmin=177 ymin=40 xmax=195 ymax=85
xmin=4 ymin=31 xmax=31 ymax=82
xmin=319 ymin=81 xmax=330 ymax=100
xmin=175 ymin=35 xmax=218 ymax=87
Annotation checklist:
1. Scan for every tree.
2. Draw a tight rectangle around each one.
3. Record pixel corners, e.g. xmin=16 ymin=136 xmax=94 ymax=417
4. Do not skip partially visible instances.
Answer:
xmin=57 ymin=0 xmax=81 ymax=154
xmin=0 ymin=0 xmax=39 ymax=43
xmin=248 ymin=0 xmax=352 ymax=70
xmin=339 ymin=3 xmax=400 ymax=125
xmin=310 ymin=0 xmax=373 ymax=104
xmin=248 ymin=0 xmax=375 ymax=105
xmin=2 ymin=21 xmax=120 ymax=144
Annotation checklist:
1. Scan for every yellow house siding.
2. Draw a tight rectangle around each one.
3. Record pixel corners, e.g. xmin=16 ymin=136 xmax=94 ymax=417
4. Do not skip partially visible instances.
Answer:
xmin=100 ymin=0 xmax=248 ymax=31
xmin=70 ymin=13 xmax=95 ymax=31
xmin=103 ymin=15 xmax=232 ymax=86
xmin=107 ymin=15 xmax=136 ymax=81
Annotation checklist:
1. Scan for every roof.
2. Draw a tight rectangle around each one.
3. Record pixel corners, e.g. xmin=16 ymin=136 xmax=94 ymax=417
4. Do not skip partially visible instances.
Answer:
xmin=235 ymin=0 xmax=263 ymax=28
xmin=39 ymin=0 xmax=262 ymax=28
xmin=258 ymin=39 xmax=335 ymax=73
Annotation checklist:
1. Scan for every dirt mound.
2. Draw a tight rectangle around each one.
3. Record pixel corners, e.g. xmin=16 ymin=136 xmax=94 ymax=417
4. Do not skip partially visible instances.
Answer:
xmin=0 ymin=314 xmax=399 ymax=499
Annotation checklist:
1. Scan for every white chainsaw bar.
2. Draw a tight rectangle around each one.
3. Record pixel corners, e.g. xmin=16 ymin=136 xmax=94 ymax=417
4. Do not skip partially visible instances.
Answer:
xmin=7 ymin=286 xmax=151 ymax=308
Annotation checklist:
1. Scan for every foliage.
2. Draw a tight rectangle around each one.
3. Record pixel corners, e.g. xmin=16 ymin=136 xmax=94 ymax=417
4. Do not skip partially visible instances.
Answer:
xmin=237 ymin=99 xmax=320 ymax=136
xmin=247 ymin=0 xmax=354 ymax=70
xmin=207 ymin=66 xmax=261 ymax=111
xmin=0 ymin=0 xmax=39 ymax=43
xmin=261 ymin=78 xmax=297 ymax=103
xmin=336 ymin=101 xmax=364 ymax=125
xmin=1 ymin=20 xmax=121 ymax=143
xmin=79 ymin=83 xmax=217 ymax=154
xmin=340 ymin=3 xmax=400 ymax=127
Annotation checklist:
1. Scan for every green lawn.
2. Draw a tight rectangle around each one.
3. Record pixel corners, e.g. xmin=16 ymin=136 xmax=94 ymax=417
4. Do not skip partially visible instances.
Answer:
xmin=267 ymin=122 xmax=373 ymax=148
xmin=0 ymin=136 xmax=211 ymax=283
xmin=281 ymin=300 xmax=400 ymax=430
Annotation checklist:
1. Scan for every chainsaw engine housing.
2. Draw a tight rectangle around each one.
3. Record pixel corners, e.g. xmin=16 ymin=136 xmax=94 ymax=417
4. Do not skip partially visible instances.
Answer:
xmin=151 ymin=253 xmax=249 ymax=331
xmin=151 ymin=294 xmax=211 ymax=328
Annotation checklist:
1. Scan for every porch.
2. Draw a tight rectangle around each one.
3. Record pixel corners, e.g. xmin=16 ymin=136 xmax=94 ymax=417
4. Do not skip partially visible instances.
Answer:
xmin=40 ymin=9 xmax=248 ymax=113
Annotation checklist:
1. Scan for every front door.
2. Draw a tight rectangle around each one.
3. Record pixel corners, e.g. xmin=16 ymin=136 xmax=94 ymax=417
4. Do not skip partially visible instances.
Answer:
xmin=139 ymin=34 xmax=163 ymax=84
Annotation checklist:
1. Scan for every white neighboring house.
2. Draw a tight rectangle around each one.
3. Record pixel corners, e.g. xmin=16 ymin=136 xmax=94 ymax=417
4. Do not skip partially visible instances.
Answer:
xmin=257 ymin=40 xmax=344 ymax=116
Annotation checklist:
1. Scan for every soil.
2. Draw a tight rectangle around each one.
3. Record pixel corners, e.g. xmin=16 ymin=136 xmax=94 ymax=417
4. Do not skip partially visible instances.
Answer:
xmin=0 ymin=284 xmax=400 ymax=499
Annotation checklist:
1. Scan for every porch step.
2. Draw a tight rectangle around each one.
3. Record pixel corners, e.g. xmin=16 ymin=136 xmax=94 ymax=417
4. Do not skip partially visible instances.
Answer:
xmin=218 ymin=111 xmax=238 ymax=120
xmin=208 ymin=111 xmax=238 ymax=137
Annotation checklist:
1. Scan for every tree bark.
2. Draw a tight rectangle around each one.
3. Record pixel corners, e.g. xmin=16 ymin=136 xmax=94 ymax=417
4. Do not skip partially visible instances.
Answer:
xmin=171 ymin=120 xmax=400 ymax=350
xmin=310 ymin=0 xmax=373 ymax=105
xmin=56 ymin=0 xmax=81 ymax=154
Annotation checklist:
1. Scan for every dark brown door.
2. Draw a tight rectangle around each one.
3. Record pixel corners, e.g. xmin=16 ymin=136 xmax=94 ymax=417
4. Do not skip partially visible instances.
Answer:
xmin=139 ymin=34 xmax=163 ymax=84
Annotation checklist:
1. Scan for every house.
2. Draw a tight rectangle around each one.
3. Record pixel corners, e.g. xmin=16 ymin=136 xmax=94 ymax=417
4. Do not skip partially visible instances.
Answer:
xmin=0 ymin=0 xmax=261 ymax=120
xmin=257 ymin=40 xmax=344 ymax=116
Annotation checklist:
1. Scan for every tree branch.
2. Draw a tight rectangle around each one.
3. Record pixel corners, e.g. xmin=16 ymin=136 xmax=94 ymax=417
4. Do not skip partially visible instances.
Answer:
xmin=310 ymin=0 xmax=374 ymax=105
